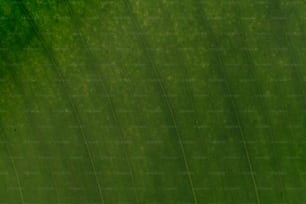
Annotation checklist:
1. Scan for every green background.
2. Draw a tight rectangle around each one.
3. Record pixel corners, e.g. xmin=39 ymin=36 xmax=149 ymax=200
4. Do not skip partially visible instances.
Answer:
xmin=1 ymin=0 xmax=306 ymax=203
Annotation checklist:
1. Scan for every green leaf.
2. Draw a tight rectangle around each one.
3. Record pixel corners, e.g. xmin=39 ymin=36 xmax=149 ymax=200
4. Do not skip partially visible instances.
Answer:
xmin=0 ymin=0 xmax=305 ymax=203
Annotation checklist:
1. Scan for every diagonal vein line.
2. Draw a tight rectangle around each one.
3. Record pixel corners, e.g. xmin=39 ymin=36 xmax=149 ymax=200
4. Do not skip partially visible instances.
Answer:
xmin=0 ymin=116 xmax=24 ymax=204
xmin=122 ymin=0 xmax=198 ymax=203
xmin=62 ymin=1 xmax=140 ymax=203
xmin=9 ymin=153 xmax=24 ymax=204
xmin=158 ymin=2 xmax=201 ymax=130
xmin=267 ymin=2 xmax=306 ymax=194
xmin=0 ymin=52 xmax=62 ymax=203
xmin=16 ymin=1 xmax=105 ymax=203
xmin=0 ymin=135 xmax=25 ymax=204
xmin=233 ymin=1 xmax=289 ymax=197
xmin=193 ymin=2 xmax=261 ymax=203
xmin=268 ymin=1 xmax=306 ymax=104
